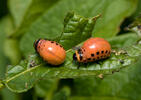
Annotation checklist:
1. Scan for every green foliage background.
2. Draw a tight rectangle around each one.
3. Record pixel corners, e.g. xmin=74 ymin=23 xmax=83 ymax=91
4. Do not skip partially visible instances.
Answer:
xmin=0 ymin=0 xmax=141 ymax=100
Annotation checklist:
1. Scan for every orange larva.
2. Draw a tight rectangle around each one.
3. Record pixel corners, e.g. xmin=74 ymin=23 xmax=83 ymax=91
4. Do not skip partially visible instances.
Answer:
xmin=34 ymin=39 xmax=66 ymax=65
xmin=73 ymin=37 xmax=111 ymax=63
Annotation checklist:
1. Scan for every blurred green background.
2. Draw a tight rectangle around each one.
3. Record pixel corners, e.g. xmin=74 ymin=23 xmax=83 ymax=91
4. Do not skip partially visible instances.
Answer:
xmin=0 ymin=0 xmax=141 ymax=100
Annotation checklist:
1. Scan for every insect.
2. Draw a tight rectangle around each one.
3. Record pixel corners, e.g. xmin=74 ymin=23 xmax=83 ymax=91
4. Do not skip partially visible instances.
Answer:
xmin=34 ymin=39 xmax=66 ymax=65
xmin=73 ymin=37 xmax=111 ymax=63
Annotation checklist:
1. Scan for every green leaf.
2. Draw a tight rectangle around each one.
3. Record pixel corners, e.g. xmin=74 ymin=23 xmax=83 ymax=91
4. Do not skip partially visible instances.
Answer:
xmin=4 ymin=41 xmax=141 ymax=93
xmin=0 ymin=16 xmax=14 ymax=79
xmin=9 ymin=0 xmax=59 ymax=28
xmin=58 ymin=12 xmax=100 ymax=50
xmin=19 ymin=0 xmax=138 ymax=56
xmin=108 ymin=33 xmax=138 ymax=48
xmin=4 ymin=39 xmax=22 ymax=65
xmin=0 ymin=82 xmax=4 ymax=88
xmin=9 ymin=0 xmax=59 ymax=35
xmin=72 ymin=77 xmax=99 ymax=96
xmin=131 ymin=0 xmax=141 ymax=18
xmin=0 ymin=20 xmax=7 ymax=79
xmin=35 ymin=79 xmax=59 ymax=98
xmin=9 ymin=0 xmax=32 ymax=27
xmin=0 ymin=16 xmax=21 ymax=65
xmin=0 ymin=88 xmax=19 ymax=100
xmin=93 ymin=0 xmax=138 ymax=38
xmin=52 ymin=86 xmax=71 ymax=100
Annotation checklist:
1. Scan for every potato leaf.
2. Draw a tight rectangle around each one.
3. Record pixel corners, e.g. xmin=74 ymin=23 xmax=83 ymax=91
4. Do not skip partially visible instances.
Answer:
xmin=3 ymin=41 xmax=141 ymax=93
xmin=58 ymin=12 xmax=100 ymax=50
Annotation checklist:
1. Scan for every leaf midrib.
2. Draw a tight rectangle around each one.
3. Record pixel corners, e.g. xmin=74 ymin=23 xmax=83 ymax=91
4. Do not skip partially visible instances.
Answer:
xmin=5 ymin=44 xmax=136 ymax=83
xmin=6 ymin=64 xmax=40 ymax=83
xmin=5 ymin=49 xmax=72 ymax=83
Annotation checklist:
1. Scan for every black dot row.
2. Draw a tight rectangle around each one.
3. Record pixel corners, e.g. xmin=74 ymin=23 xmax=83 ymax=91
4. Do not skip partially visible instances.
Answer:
xmin=91 ymin=50 xmax=110 ymax=57
xmin=85 ymin=50 xmax=111 ymax=61
xmin=50 ymin=41 xmax=63 ymax=48
xmin=87 ymin=55 xmax=109 ymax=61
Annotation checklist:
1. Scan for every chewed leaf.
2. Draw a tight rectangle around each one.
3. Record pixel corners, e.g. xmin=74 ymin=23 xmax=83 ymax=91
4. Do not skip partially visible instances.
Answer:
xmin=58 ymin=12 xmax=100 ymax=50
xmin=4 ymin=43 xmax=141 ymax=92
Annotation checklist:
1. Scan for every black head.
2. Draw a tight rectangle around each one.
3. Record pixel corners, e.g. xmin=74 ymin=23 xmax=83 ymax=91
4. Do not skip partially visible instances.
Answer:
xmin=73 ymin=53 xmax=77 ymax=61
xmin=73 ymin=49 xmax=83 ymax=62
xmin=34 ymin=39 xmax=41 ymax=52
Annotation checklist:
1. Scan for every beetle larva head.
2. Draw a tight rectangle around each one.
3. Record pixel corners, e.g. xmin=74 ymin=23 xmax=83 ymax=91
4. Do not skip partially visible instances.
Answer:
xmin=73 ymin=49 xmax=83 ymax=62
xmin=34 ymin=39 xmax=41 ymax=52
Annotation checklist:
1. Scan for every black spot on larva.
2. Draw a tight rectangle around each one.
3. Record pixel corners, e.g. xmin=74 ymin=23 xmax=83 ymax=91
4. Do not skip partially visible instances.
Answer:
xmin=96 ymin=52 xmax=99 ymax=55
xmin=56 ymin=43 xmax=58 ymax=45
xmin=60 ymin=45 xmax=63 ymax=48
xmin=83 ymin=49 xmax=85 ymax=51
xmin=105 ymin=50 xmax=108 ymax=53
xmin=97 ymin=57 xmax=99 ymax=59
xmin=51 ymin=41 xmax=54 ymax=43
xmin=78 ymin=49 xmax=82 ymax=54
xmin=87 ymin=58 xmax=91 ymax=60
xmin=101 ymin=51 xmax=104 ymax=54
xmin=91 ymin=54 xmax=94 ymax=57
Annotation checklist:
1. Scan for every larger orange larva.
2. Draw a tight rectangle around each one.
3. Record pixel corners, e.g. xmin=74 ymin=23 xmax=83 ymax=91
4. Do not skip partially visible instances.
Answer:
xmin=34 ymin=39 xmax=66 ymax=65
xmin=73 ymin=37 xmax=111 ymax=63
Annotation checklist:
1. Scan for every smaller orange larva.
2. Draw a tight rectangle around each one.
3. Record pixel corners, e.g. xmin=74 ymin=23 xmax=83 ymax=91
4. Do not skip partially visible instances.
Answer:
xmin=73 ymin=37 xmax=111 ymax=63
xmin=34 ymin=39 xmax=66 ymax=65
